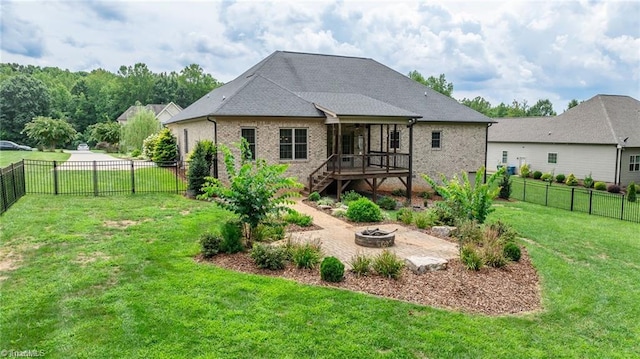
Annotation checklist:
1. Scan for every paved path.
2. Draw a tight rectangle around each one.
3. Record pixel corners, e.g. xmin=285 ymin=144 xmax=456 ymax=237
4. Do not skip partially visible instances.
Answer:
xmin=59 ymin=150 xmax=155 ymax=170
xmin=65 ymin=150 xmax=121 ymax=161
xmin=287 ymin=199 xmax=458 ymax=268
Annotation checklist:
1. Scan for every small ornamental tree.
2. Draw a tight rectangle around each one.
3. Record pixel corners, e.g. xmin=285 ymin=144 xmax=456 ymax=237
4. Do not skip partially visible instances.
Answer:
xmin=120 ymin=108 xmax=161 ymax=152
xmin=22 ymin=116 xmax=77 ymax=150
xmin=498 ymin=172 xmax=512 ymax=200
xmin=87 ymin=121 xmax=121 ymax=145
xmin=627 ymin=182 xmax=637 ymax=203
xmin=422 ymin=166 xmax=504 ymax=224
xmin=187 ymin=140 xmax=216 ymax=195
xmin=199 ymin=139 xmax=303 ymax=246
xmin=152 ymin=128 xmax=178 ymax=163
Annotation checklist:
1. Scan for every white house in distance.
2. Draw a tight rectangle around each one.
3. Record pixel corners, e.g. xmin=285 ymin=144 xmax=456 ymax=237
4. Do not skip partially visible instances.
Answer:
xmin=116 ymin=102 xmax=183 ymax=125
xmin=487 ymin=94 xmax=640 ymax=186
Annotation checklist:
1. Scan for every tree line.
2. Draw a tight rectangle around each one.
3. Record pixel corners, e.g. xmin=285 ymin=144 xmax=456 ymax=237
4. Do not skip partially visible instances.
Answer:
xmin=0 ymin=63 xmax=222 ymax=146
xmin=408 ymin=70 xmax=581 ymax=118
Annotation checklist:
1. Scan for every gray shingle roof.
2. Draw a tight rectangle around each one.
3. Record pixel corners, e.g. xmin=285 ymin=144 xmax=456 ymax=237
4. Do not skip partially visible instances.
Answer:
xmin=166 ymin=51 xmax=490 ymax=124
xmin=117 ymin=104 xmax=179 ymax=121
xmin=488 ymin=95 xmax=640 ymax=147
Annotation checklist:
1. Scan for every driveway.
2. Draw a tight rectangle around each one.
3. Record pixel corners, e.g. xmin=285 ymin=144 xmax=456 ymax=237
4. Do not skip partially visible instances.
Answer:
xmin=65 ymin=150 xmax=121 ymax=161
xmin=288 ymin=199 xmax=458 ymax=268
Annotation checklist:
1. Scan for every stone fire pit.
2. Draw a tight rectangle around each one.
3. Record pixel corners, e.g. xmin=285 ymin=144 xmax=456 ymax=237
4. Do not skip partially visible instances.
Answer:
xmin=355 ymin=228 xmax=396 ymax=248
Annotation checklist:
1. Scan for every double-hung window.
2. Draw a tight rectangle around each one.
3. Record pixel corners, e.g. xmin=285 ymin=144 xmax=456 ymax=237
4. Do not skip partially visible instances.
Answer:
xmin=279 ymin=128 xmax=307 ymax=160
xmin=390 ymin=131 xmax=400 ymax=149
xmin=630 ymin=155 xmax=640 ymax=172
xmin=548 ymin=153 xmax=558 ymax=164
xmin=431 ymin=131 xmax=441 ymax=149
xmin=502 ymin=151 xmax=508 ymax=164
xmin=241 ymin=128 xmax=256 ymax=160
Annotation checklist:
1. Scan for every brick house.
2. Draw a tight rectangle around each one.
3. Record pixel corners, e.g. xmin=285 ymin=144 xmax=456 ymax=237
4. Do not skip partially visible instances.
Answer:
xmin=165 ymin=51 xmax=492 ymax=200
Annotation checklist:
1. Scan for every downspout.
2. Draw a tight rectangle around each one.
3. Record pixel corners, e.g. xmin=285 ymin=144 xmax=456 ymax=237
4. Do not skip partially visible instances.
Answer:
xmin=615 ymin=144 xmax=622 ymax=185
xmin=206 ymin=117 xmax=218 ymax=179
xmin=485 ymin=123 xmax=492 ymax=183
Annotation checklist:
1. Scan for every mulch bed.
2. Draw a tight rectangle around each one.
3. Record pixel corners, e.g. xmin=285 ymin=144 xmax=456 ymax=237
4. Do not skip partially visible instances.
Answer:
xmin=198 ymin=246 xmax=541 ymax=316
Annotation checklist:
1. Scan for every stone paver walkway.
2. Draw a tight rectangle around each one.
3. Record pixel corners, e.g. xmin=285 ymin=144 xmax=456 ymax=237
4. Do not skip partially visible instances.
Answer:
xmin=288 ymin=199 xmax=458 ymax=268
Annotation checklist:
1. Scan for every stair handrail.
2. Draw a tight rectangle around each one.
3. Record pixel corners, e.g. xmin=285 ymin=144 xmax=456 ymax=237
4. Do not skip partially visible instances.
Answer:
xmin=308 ymin=154 xmax=337 ymax=193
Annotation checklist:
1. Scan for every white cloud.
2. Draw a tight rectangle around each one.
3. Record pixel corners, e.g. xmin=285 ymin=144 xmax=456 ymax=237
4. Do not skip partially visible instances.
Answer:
xmin=0 ymin=0 xmax=638 ymax=113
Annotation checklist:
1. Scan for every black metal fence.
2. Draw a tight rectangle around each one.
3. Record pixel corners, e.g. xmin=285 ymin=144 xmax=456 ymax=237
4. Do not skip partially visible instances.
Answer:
xmin=0 ymin=161 xmax=26 ymax=214
xmin=512 ymin=178 xmax=640 ymax=223
xmin=23 ymin=160 xmax=186 ymax=196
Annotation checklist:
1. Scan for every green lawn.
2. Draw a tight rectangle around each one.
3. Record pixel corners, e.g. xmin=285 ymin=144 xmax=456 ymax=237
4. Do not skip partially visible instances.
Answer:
xmin=0 ymin=150 xmax=70 ymax=167
xmin=1 ymin=195 xmax=639 ymax=358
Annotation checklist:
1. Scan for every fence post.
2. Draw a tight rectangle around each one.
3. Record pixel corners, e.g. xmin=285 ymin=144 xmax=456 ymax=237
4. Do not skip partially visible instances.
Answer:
xmin=20 ymin=160 xmax=26 ymax=195
xmin=1 ymin=170 xmax=7 ymax=213
xmin=130 ymin=160 xmax=135 ymax=194
xmin=621 ymin=194 xmax=625 ymax=220
xmin=570 ymin=188 xmax=575 ymax=211
xmin=545 ymin=183 xmax=549 ymax=206
xmin=93 ymin=161 xmax=98 ymax=196
xmin=53 ymin=160 xmax=59 ymax=195
xmin=175 ymin=162 xmax=179 ymax=194
xmin=589 ymin=190 xmax=593 ymax=215
xmin=10 ymin=163 xmax=17 ymax=200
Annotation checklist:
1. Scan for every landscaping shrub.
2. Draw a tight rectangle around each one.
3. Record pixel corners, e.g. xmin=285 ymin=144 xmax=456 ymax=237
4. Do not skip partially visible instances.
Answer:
xmin=594 ymin=181 xmax=607 ymax=191
xmin=250 ymin=243 xmax=287 ymax=270
xmin=607 ymin=184 xmax=621 ymax=193
xmin=341 ymin=190 xmax=363 ymax=205
xmin=532 ymin=170 xmax=543 ymax=179
xmin=504 ymin=242 xmax=522 ymax=262
xmin=498 ymin=173 xmax=512 ymax=200
xmin=283 ymin=210 xmax=313 ymax=227
xmin=555 ymin=174 xmax=566 ymax=184
xmin=320 ymin=257 xmax=345 ymax=282
xmin=414 ymin=210 xmax=437 ymax=229
xmin=308 ymin=192 xmax=321 ymax=202
xmin=461 ymin=244 xmax=483 ymax=271
xmin=142 ymin=133 xmax=159 ymax=159
xmin=396 ymin=208 xmax=413 ymax=225
xmin=487 ymin=220 xmax=518 ymax=243
xmin=422 ymin=166 xmax=503 ymax=224
xmin=376 ymin=196 xmax=397 ymax=210
xmin=565 ymin=173 xmax=579 ymax=186
xmin=131 ymin=149 xmax=142 ymax=158
xmin=519 ymin=163 xmax=531 ymax=178
xmin=372 ymin=249 xmax=404 ymax=279
xmin=333 ymin=209 xmax=346 ymax=218
xmin=152 ymin=128 xmax=179 ymax=163
xmin=391 ymin=188 xmax=407 ymax=197
xmin=200 ymin=233 xmax=222 ymax=258
xmin=187 ymin=140 xmax=215 ymax=195
xmin=541 ymin=172 xmax=553 ymax=182
xmin=346 ymin=198 xmax=383 ymax=222
xmin=454 ymin=220 xmax=483 ymax=245
xmin=317 ymin=197 xmax=335 ymax=206
xmin=254 ymin=222 xmax=286 ymax=242
xmin=419 ymin=191 xmax=431 ymax=199
xmin=349 ymin=252 xmax=372 ymax=276
xmin=481 ymin=228 xmax=508 ymax=268
xmin=291 ymin=241 xmax=322 ymax=269
xmin=583 ymin=173 xmax=594 ymax=188
xmin=627 ymin=182 xmax=637 ymax=203
xmin=221 ymin=220 xmax=245 ymax=253
xmin=433 ymin=201 xmax=458 ymax=226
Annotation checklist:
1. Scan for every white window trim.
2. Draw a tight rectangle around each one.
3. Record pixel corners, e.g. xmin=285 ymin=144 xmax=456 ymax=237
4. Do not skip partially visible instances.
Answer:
xmin=548 ymin=152 xmax=558 ymax=164
xmin=630 ymin=155 xmax=640 ymax=172
xmin=241 ymin=127 xmax=257 ymax=160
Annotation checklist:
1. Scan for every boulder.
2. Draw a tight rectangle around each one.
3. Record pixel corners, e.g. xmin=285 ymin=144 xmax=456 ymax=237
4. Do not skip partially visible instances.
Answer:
xmin=432 ymin=226 xmax=456 ymax=237
xmin=405 ymin=256 xmax=448 ymax=274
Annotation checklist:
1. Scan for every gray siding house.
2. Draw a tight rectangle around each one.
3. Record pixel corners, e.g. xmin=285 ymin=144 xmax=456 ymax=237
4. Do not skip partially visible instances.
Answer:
xmin=165 ymin=51 xmax=492 ymax=199
xmin=488 ymin=95 xmax=640 ymax=186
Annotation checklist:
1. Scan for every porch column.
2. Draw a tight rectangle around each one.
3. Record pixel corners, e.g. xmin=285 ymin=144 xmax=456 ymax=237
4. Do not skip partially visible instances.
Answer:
xmin=337 ymin=123 xmax=342 ymax=174
xmin=407 ymin=119 xmax=415 ymax=203
xmin=386 ymin=124 xmax=390 ymax=173
xmin=367 ymin=124 xmax=371 ymax=167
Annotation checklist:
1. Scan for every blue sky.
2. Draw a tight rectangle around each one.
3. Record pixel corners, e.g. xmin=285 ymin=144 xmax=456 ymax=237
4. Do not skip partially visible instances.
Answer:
xmin=1 ymin=0 xmax=638 ymax=112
